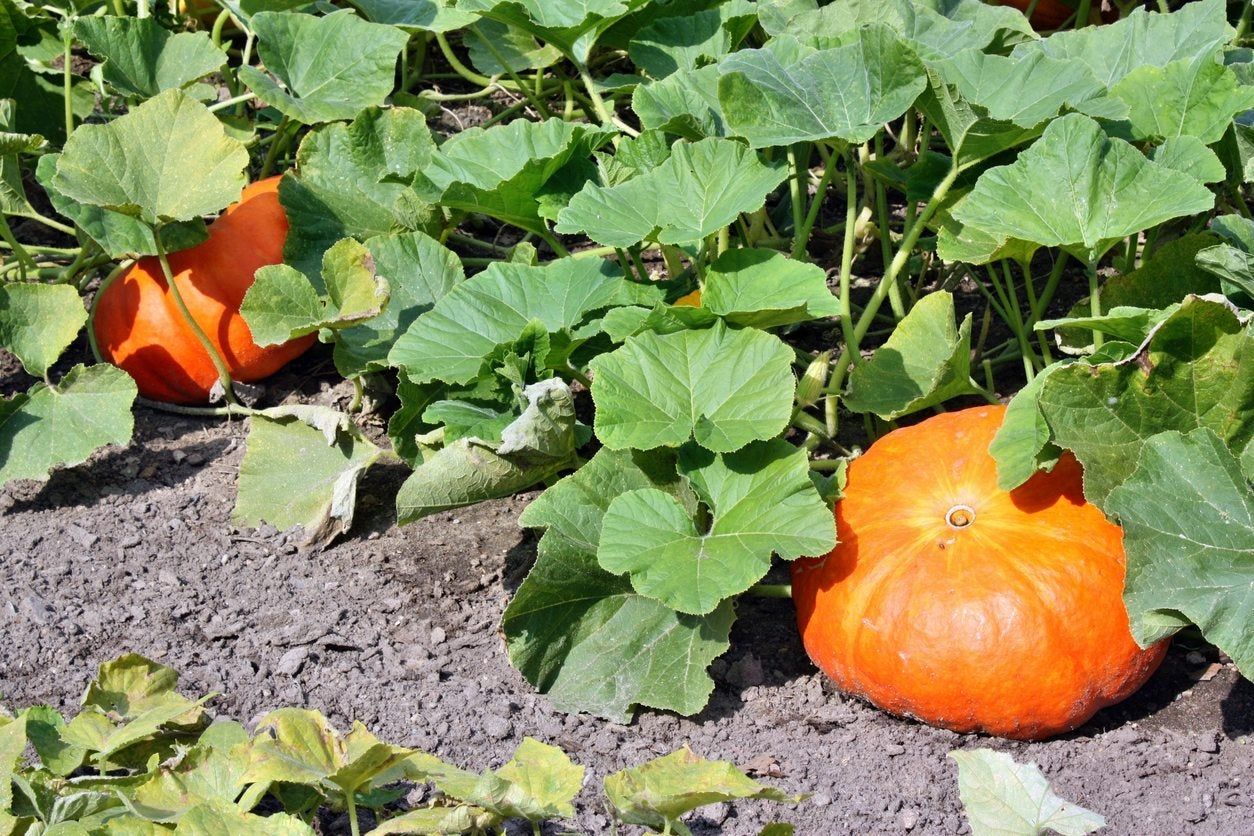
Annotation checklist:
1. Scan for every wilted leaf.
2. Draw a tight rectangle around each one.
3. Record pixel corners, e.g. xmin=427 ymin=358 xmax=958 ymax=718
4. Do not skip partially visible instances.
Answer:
xmin=173 ymin=800 xmax=315 ymax=835
xmin=950 ymin=749 xmax=1105 ymax=836
xmin=605 ymin=747 xmax=799 ymax=836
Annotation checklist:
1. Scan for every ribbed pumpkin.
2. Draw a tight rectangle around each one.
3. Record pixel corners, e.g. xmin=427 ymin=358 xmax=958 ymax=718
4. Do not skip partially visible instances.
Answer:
xmin=92 ymin=177 xmax=314 ymax=404
xmin=792 ymin=405 xmax=1167 ymax=740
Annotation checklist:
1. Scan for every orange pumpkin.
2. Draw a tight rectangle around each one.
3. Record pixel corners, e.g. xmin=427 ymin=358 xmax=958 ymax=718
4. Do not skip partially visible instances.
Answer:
xmin=92 ymin=177 xmax=314 ymax=404
xmin=674 ymin=289 xmax=701 ymax=307
xmin=792 ymin=405 xmax=1167 ymax=740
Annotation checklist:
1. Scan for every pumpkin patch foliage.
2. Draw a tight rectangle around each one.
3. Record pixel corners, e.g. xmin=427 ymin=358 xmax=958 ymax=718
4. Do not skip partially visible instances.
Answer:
xmin=0 ymin=0 xmax=1252 ymax=817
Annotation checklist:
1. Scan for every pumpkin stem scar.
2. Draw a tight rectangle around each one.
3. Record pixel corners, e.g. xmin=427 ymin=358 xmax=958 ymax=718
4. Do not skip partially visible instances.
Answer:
xmin=946 ymin=504 xmax=976 ymax=529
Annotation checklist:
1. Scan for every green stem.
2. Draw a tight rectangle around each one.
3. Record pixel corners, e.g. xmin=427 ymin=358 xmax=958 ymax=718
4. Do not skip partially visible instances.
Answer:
xmin=1018 ymin=259 xmax=1054 ymax=366
xmin=1087 ymin=259 xmax=1103 ymax=349
xmin=446 ymin=231 xmax=510 ymax=255
xmin=792 ymin=146 xmax=840 ymax=261
xmin=989 ymin=263 xmax=1037 ymax=381
xmin=1238 ymin=0 xmax=1253 ymax=41
xmin=208 ymin=91 xmax=255 ymax=113
xmin=210 ymin=9 xmax=231 ymax=48
xmin=746 ymin=583 xmax=793 ymax=599
xmin=347 ymin=793 xmax=360 ymax=836
xmin=479 ymin=38 xmax=552 ymax=118
xmin=826 ymin=160 xmax=960 ymax=397
xmin=62 ymin=32 xmax=74 ymax=140
xmin=154 ymin=230 xmax=239 ymax=405
xmin=1074 ymin=0 xmax=1091 ymax=27
xmin=787 ymin=144 xmax=808 ymax=243
xmin=258 ymin=116 xmax=292 ymax=179
xmin=828 ymin=150 xmax=859 ymax=436
xmin=136 ymin=396 xmax=255 ymax=417
xmin=0 ymin=216 xmax=35 ymax=278
xmin=574 ymin=59 xmax=616 ymax=130
xmin=540 ymin=230 xmax=570 ymax=257
xmin=435 ymin=33 xmax=494 ymax=87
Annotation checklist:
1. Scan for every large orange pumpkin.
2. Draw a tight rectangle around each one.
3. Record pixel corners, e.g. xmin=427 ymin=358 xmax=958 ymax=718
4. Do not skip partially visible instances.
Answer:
xmin=792 ymin=405 xmax=1167 ymax=740
xmin=92 ymin=177 xmax=314 ymax=404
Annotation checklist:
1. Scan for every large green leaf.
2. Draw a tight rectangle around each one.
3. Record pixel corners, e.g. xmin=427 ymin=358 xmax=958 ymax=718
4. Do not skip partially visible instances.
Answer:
xmin=1107 ymin=428 xmax=1253 ymax=677
xmin=627 ymin=0 xmax=756 ymax=79
xmin=1109 ymin=53 xmax=1254 ymax=145
xmin=279 ymin=107 xmax=438 ymax=279
xmin=598 ymin=440 xmax=835 ymax=615
xmin=51 ymin=89 xmax=248 ymax=226
xmin=605 ymin=747 xmax=797 ymax=836
xmin=632 ymin=64 xmax=727 ymax=139
xmin=950 ymin=749 xmax=1105 ymax=836
xmin=333 ymin=231 xmax=465 ymax=377
xmin=455 ymin=0 xmax=651 ymax=61
xmin=0 ymin=283 xmax=86 ymax=378
xmin=0 ymin=364 xmax=136 ymax=486
xmin=1011 ymin=0 xmax=1233 ymax=87
xmin=953 ymin=113 xmax=1215 ymax=262
xmin=987 ymin=360 xmax=1068 ymax=491
xmin=235 ymin=408 xmax=383 ymax=547
xmin=1038 ymin=297 xmax=1252 ymax=505
xmin=388 ymin=257 xmax=631 ymax=385
xmin=589 ymin=322 xmax=795 ymax=453
xmin=237 ymin=10 xmax=409 ymax=125
xmin=465 ymin=18 xmax=563 ymax=75
xmin=1196 ymin=214 xmax=1254 ymax=302
xmin=844 ymin=291 xmax=979 ymax=420
xmin=503 ymin=531 xmax=735 ymax=723
xmin=350 ymin=0 xmax=477 ymax=31
xmin=126 ymin=736 xmax=251 ymax=822
xmin=174 ymin=801 xmax=315 ymax=836
xmin=556 ymin=137 xmax=787 ymax=247
xmin=717 ymin=26 xmax=927 ymax=148
xmin=417 ymin=118 xmax=615 ymax=234
xmin=73 ymin=17 xmax=226 ymax=97
xmin=395 ymin=379 xmax=578 ymax=524
xmin=700 ymin=248 xmax=839 ymax=328
xmin=242 ymin=238 xmax=390 ymax=346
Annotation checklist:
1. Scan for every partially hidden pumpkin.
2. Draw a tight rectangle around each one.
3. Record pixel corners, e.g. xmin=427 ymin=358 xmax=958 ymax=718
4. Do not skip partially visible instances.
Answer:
xmin=791 ymin=405 xmax=1167 ymax=740
xmin=674 ymin=289 xmax=701 ymax=307
xmin=991 ymin=0 xmax=1112 ymax=30
xmin=92 ymin=176 xmax=314 ymax=404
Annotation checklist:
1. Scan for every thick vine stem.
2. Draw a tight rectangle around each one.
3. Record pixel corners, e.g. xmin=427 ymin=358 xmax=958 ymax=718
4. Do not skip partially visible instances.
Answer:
xmin=746 ymin=583 xmax=793 ymax=599
xmin=1086 ymin=259 xmax=1103 ymax=349
xmin=136 ymin=397 xmax=256 ymax=418
xmin=826 ymin=161 xmax=961 ymax=398
xmin=153 ymin=230 xmax=240 ymax=406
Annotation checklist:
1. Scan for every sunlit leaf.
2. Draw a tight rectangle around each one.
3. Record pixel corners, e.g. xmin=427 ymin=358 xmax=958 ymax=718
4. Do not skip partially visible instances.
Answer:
xmin=950 ymin=749 xmax=1105 ymax=836
xmin=1110 ymin=53 xmax=1254 ymax=145
xmin=73 ymin=17 xmax=226 ymax=97
xmin=238 ymin=10 xmax=409 ymax=124
xmin=700 ymin=249 xmax=839 ymax=328
xmin=0 ymin=283 xmax=86 ymax=378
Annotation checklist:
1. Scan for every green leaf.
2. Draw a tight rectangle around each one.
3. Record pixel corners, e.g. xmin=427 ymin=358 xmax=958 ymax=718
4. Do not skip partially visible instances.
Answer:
xmin=395 ymin=379 xmax=578 ymax=524
xmin=51 ymin=89 xmax=248 ymax=226
xmin=953 ymin=113 xmax=1215 ymax=262
xmin=33 ymin=154 xmax=208 ymax=260
xmin=73 ymin=17 xmax=226 ymax=98
xmin=242 ymin=238 xmax=390 ymax=345
xmin=1037 ymin=304 xmax=1181 ymax=355
xmin=1037 ymin=297 xmax=1252 ymax=505
xmin=950 ymin=749 xmax=1105 ymax=836
xmin=628 ymin=0 xmax=756 ymax=79
xmin=605 ymin=746 xmax=798 ymax=836
xmin=126 ymin=739 xmax=251 ymax=822
xmin=457 ymin=738 xmax=584 ymax=822
xmin=388 ymin=257 xmax=628 ymax=385
xmin=456 ymin=0 xmax=650 ymax=61
xmin=1011 ymin=0 xmax=1233 ymax=87
xmin=465 ymin=17 xmax=562 ymax=75
xmin=988 ymin=360 xmax=1067 ymax=490
xmin=280 ymin=107 xmax=438 ymax=279
xmin=1087 ymin=232 xmax=1221 ymax=311
xmin=243 ymin=708 xmax=411 ymax=796
xmin=0 ymin=283 xmax=86 ymax=378
xmin=235 ymin=408 xmax=383 ymax=547
xmin=173 ymin=800 xmax=315 ymax=835
xmin=928 ymin=49 xmax=1106 ymax=131
xmin=349 ymin=0 xmax=477 ymax=31
xmin=1107 ymin=428 xmax=1254 ymax=677
xmin=916 ymin=68 xmax=1043 ymax=168
xmin=1151 ymin=135 xmax=1226 ymax=185
xmin=632 ymin=64 xmax=727 ymax=139
xmin=334 ymin=231 xmax=465 ymax=377
xmin=556 ymin=137 xmax=788 ymax=247
xmin=21 ymin=706 xmax=85 ymax=777
xmin=82 ymin=654 xmax=184 ymax=718
xmin=701 ymin=249 xmax=839 ymax=328
xmin=0 ymin=714 xmax=25 ymax=813
xmin=504 ymin=531 xmax=735 ymax=723
xmin=419 ymin=118 xmax=615 ymax=234
xmin=599 ymin=439 xmax=835 ymax=615
xmin=1197 ymin=214 xmax=1254 ymax=302
xmin=590 ymin=322 xmax=795 ymax=453
xmin=237 ymin=10 xmax=410 ymax=125
xmin=844 ymin=291 xmax=979 ymax=420
xmin=0 ymin=364 xmax=136 ymax=486
xmin=520 ymin=445 xmax=696 ymax=552
xmin=717 ymin=26 xmax=927 ymax=148
xmin=1110 ymin=54 xmax=1254 ymax=145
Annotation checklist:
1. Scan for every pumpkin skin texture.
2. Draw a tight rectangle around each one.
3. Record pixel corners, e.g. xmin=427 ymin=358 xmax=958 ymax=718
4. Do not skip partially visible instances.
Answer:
xmin=791 ymin=405 xmax=1168 ymax=740
xmin=92 ymin=177 xmax=314 ymax=404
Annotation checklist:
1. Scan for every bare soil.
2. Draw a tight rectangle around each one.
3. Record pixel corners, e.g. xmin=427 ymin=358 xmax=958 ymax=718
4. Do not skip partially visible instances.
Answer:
xmin=2 ymin=346 xmax=1252 ymax=835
